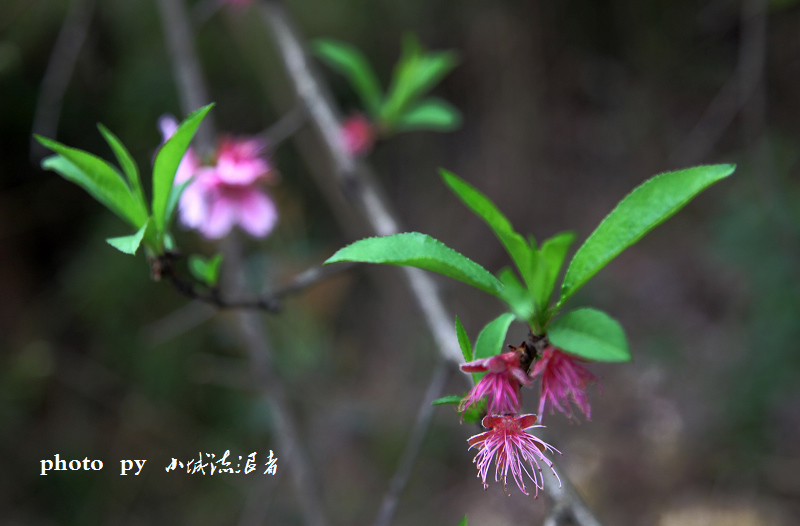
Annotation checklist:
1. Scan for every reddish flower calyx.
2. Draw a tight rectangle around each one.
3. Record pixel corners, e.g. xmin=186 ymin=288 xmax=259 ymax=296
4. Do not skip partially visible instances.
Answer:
xmin=460 ymin=346 xmax=532 ymax=416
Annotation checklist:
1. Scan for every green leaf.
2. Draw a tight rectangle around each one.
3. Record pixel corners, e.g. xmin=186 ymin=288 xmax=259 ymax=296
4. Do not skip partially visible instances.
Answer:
xmin=106 ymin=221 xmax=149 ymax=255
xmin=497 ymin=268 xmax=535 ymax=322
xmin=560 ymin=164 xmax=735 ymax=305
xmin=312 ymin=38 xmax=383 ymax=116
xmin=152 ymin=103 xmax=214 ymax=234
xmin=474 ymin=312 xmax=516 ymax=361
xmin=188 ymin=253 xmax=223 ymax=287
xmin=395 ymin=98 xmax=462 ymax=132
xmin=547 ymin=308 xmax=630 ymax=362
xmin=455 ymin=316 xmax=473 ymax=363
xmin=432 ymin=395 xmax=463 ymax=406
xmin=458 ymin=515 xmax=468 ymax=526
xmin=325 ymin=233 xmax=503 ymax=297
xmin=441 ymin=170 xmax=532 ymax=284
xmin=531 ymin=231 xmax=576 ymax=313
xmin=461 ymin=397 xmax=486 ymax=424
xmin=165 ymin=177 xmax=193 ymax=230
xmin=381 ymin=35 xmax=458 ymax=125
xmin=37 ymin=139 xmax=148 ymax=228
xmin=97 ymin=123 xmax=147 ymax=211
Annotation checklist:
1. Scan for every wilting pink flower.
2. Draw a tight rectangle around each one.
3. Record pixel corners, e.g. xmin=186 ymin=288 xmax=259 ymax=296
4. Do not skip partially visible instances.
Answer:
xmin=531 ymin=346 xmax=598 ymax=421
xmin=341 ymin=114 xmax=375 ymax=157
xmin=460 ymin=347 xmax=532 ymax=416
xmin=159 ymin=117 xmax=278 ymax=240
xmin=468 ymin=414 xmax=560 ymax=496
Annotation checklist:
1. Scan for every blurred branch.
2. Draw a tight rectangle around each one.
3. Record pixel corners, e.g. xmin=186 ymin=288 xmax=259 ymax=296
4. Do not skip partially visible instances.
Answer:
xmin=191 ymin=0 xmax=224 ymax=27
xmin=155 ymin=0 xmax=216 ymax=152
xmin=258 ymin=3 xmax=604 ymax=525
xmin=669 ymin=0 xmax=768 ymax=166
xmin=260 ymin=104 xmax=309 ymax=148
xmin=258 ymin=0 xmax=463 ymax=365
xmin=372 ymin=361 xmax=449 ymax=526
xmin=541 ymin=456 xmax=602 ymax=526
xmin=155 ymin=1 xmax=329 ymax=525
xmin=30 ymin=0 xmax=96 ymax=160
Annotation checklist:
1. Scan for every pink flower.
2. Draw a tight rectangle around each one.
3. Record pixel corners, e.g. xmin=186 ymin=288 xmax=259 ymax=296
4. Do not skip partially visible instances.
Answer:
xmin=531 ymin=346 xmax=598 ymax=421
xmin=468 ymin=414 xmax=560 ymax=496
xmin=460 ymin=347 xmax=532 ymax=416
xmin=158 ymin=117 xmax=278 ymax=240
xmin=341 ymin=114 xmax=375 ymax=157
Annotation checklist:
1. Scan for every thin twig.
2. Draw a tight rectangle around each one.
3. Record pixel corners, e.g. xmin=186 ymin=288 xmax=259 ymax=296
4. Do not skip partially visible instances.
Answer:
xmin=372 ymin=362 xmax=450 ymax=526
xmin=258 ymin=3 xmax=604 ymax=525
xmin=157 ymin=255 xmax=354 ymax=311
xmin=30 ymin=0 xmax=96 ymax=160
xmin=669 ymin=0 xmax=768 ymax=166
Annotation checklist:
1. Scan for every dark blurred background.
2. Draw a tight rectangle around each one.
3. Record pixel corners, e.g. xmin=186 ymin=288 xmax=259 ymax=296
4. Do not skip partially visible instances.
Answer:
xmin=1 ymin=0 xmax=799 ymax=524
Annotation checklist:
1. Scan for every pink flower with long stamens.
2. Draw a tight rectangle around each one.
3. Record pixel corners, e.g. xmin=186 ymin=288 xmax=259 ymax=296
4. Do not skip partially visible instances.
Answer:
xmin=468 ymin=414 xmax=561 ymax=496
xmin=341 ymin=114 xmax=375 ymax=157
xmin=531 ymin=346 xmax=598 ymax=421
xmin=460 ymin=346 xmax=532 ymax=416
xmin=159 ymin=117 xmax=278 ymax=240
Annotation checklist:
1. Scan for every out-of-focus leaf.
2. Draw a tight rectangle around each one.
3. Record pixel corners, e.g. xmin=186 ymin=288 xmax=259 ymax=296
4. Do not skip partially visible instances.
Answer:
xmin=395 ymin=98 xmax=462 ymax=132
xmin=455 ymin=316 xmax=473 ymax=363
xmin=106 ymin=221 xmax=149 ymax=255
xmin=497 ymin=268 xmax=535 ymax=322
xmin=97 ymin=123 xmax=146 ymax=210
xmin=37 ymin=140 xmax=147 ymax=228
xmin=458 ymin=515 xmax=468 ymax=526
xmin=312 ymin=38 xmax=383 ymax=116
xmin=547 ymin=308 xmax=630 ymax=362
xmin=188 ymin=253 xmax=223 ymax=287
xmin=560 ymin=164 xmax=736 ymax=305
xmin=152 ymin=103 xmax=214 ymax=234
xmin=325 ymin=233 xmax=503 ymax=297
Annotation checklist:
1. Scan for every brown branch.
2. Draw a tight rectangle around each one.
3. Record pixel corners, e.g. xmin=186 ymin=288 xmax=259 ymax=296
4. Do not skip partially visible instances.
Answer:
xmin=30 ymin=0 xmax=96 ymax=160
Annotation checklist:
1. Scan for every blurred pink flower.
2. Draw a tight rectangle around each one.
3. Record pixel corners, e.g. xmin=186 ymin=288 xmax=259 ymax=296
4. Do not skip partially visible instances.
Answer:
xmin=460 ymin=346 xmax=532 ymax=416
xmin=531 ymin=346 xmax=598 ymax=421
xmin=159 ymin=117 xmax=278 ymax=240
xmin=341 ymin=114 xmax=375 ymax=156
xmin=468 ymin=414 xmax=560 ymax=496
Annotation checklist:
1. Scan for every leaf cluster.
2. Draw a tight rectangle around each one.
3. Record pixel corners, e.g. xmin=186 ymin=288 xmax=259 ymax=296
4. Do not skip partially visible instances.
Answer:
xmin=35 ymin=104 xmax=215 ymax=257
xmin=326 ymin=165 xmax=735 ymax=364
xmin=312 ymin=34 xmax=461 ymax=135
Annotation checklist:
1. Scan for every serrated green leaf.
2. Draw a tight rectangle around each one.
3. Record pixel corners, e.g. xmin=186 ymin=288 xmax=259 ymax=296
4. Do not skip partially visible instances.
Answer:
xmin=106 ymin=221 xmax=149 ymax=255
xmin=152 ymin=103 xmax=214 ymax=234
xmin=474 ymin=312 xmax=517 ymax=361
xmin=441 ymin=170 xmax=532 ymax=285
xmin=312 ymin=38 xmax=383 ymax=116
xmin=395 ymin=98 xmax=462 ymax=132
xmin=497 ymin=268 xmax=535 ymax=322
xmin=560 ymin=164 xmax=735 ymax=305
xmin=188 ymin=253 xmax=223 ymax=287
xmin=97 ymin=123 xmax=146 ymax=210
xmin=37 ymin=139 xmax=147 ymax=228
xmin=458 ymin=515 xmax=468 ymax=526
xmin=547 ymin=308 xmax=630 ymax=362
xmin=432 ymin=395 xmax=463 ymax=406
xmin=325 ymin=233 xmax=503 ymax=297
xmin=532 ymin=231 xmax=576 ymax=314
xmin=455 ymin=316 xmax=473 ymax=363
